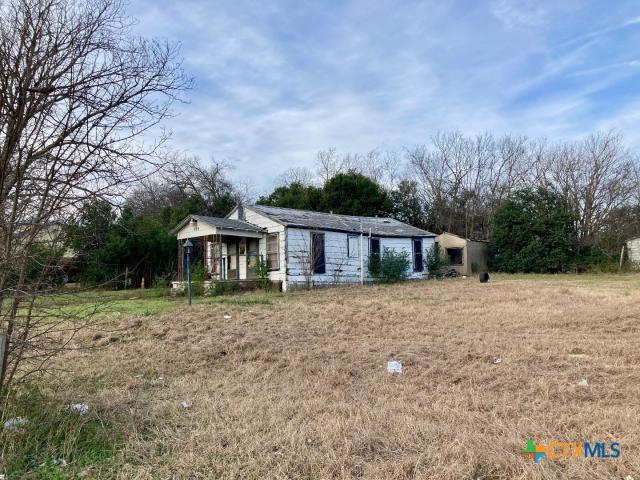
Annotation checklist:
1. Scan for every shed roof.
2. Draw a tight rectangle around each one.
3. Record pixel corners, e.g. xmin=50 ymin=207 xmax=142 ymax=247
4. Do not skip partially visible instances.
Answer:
xmin=437 ymin=231 xmax=489 ymax=243
xmin=247 ymin=205 xmax=435 ymax=237
xmin=170 ymin=215 xmax=266 ymax=235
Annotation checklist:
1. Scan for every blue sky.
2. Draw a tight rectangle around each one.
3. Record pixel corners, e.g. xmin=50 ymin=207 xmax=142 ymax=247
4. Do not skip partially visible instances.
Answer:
xmin=130 ymin=0 xmax=640 ymax=192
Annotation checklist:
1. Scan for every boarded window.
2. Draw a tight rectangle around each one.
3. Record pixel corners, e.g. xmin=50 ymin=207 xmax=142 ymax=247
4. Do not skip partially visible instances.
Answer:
xmin=312 ymin=232 xmax=326 ymax=274
xmin=348 ymin=235 xmax=359 ymax=258
xmin=267 ymin=233 xmax=279 ymax=270
xmin=447 ymin=247 xmax=463 ymax=265
xmin=413 ymin=238 xmax=423 ymax=272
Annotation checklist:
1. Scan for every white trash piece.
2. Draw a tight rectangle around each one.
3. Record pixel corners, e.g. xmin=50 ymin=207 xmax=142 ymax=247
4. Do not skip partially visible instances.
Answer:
xmin=492 ymin=357 xmax=502 ymax=364
xmin=578 ymin=378 xmax=589 ymax=387
xmin=180 ymin=400 xmax=193 ymax=409
xmin=4 ymin=416 xmax=29 ymax=432
xmin=223 ymin=315 xmax=232 ymax=321
xmin=387 ymin=360 xmax=402 ymax=374
xmin=67 ymin=403 xmax=89 ymax=415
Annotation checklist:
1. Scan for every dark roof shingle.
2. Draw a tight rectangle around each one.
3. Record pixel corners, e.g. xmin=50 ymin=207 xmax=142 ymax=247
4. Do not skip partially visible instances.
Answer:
xmin=248 ymin=205 xmax=435 ymax=237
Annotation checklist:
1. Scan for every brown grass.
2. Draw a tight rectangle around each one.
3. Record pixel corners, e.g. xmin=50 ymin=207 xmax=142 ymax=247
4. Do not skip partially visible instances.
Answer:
xmin=52 ymin=275 xmax=640 ymax=479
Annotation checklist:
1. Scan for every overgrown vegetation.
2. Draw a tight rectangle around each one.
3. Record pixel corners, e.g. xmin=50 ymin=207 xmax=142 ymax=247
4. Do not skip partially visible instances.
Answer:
xmin=490 ymin=187 xmax=578 ymax=273
xmin=255 ymin=256 xmax=271 ymax=290
xmin=368 ymin=248 xmax=411 ymax=283
xmin=28 ymin=275 xmax=640 ymax=478
xmin=424 ymin=243 xmax=444 ymax=278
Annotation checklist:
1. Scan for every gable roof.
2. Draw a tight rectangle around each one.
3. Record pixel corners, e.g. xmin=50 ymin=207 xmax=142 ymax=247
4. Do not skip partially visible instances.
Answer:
xmin=247 ymin=204 xmax=435 ymax=237
xmin=170 ymin=215 xmax=266 ymax=235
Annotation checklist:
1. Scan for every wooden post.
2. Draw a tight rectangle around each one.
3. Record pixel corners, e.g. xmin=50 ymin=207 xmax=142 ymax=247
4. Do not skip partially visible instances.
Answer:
xmin=619 ymin=245 xmax=625 ymax=272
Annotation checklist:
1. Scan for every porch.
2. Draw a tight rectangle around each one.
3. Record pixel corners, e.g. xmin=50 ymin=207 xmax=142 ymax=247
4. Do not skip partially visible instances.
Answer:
xmin=172 ymin=215 xmax=266 ymax=282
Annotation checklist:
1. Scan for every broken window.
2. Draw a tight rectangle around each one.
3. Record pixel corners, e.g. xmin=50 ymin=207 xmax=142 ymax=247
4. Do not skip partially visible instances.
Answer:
xmin=446 ymin=247 xmax=463 ymax=265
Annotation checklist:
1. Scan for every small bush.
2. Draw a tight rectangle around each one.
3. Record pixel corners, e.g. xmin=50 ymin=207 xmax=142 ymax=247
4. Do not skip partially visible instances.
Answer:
xmin=424 ymin=243 xmax=444 ymax=278
xmin=152 ymin=275 xmax=170 ymax=290
xmin=255 ymin=256 xmax=271 ymax=290
xmin=189 ymin=262 xmax=207 ymax=296
xmin=369 ymin=248 xmax=411 ymax=283
xmin=211 ymin=280 xmax=234 ymax=296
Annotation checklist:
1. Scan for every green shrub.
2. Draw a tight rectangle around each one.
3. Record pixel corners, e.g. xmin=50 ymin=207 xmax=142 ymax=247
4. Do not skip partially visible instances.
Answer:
xmin=255 ymin=255 xmax=271 ymax=290
xmin=211 ymin=280 xmax=234 ymax=296
xmin=189 ymin=262 xmax=207 ymax=296
xmin=369 ymin=248 xmax=411 ymax=283
xmin=490 ymin=187 xmax=577 ymax=273
xmin=424 ymin=243 xmax=444 ymax=278
xmin=573 ymin=246 xmax=619 ymax=273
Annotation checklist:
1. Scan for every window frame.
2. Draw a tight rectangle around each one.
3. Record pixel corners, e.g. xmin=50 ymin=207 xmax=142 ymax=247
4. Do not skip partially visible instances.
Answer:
xmin=369 ymin=237 xmax=381 ymax=257
xmin=311 ymin=232 xmax=326 ymax=274
xmin=347 ymin=234 xmax=360 ymax=258
xmin=413 ymin=238 xmax=424 ymax=272
xmin=266 ymin=232 xmax=280 ymax=271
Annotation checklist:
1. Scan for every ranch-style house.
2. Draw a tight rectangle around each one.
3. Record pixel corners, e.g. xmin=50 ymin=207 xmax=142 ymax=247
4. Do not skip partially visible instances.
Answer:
xmin=171 ymin=204 xmax=436 ymax=291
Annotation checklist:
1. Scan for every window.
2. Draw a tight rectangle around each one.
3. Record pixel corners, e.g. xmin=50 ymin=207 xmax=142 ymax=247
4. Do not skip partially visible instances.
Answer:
xmin=413 ymin=238 xmax=423 ymax=272
xmin=348 ymin=235 xmax=359 ymax=258
xmin=369 ymin=237 xmax=381 ymax=275
xmin=267 ymin=233 xmax=279 ymax=270
xmin=446 ymin=247 xmax=463 ymax=265
xmin=311 ymin=232 xmax=326 ymax=274
xmin=370 ymin=237 xmax=381 ymax=257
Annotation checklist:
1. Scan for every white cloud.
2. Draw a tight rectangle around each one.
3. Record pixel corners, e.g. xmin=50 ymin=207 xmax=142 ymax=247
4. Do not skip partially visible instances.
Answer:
xmin=128 ymin=0 xmax=640 ymax=191
xmin=490 ymin=0 xmax=549 ymax=29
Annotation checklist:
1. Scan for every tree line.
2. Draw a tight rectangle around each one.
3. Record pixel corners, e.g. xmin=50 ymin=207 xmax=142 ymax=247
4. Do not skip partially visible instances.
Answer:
xmin=69 ymin=130 xmax=640 ymax=286
xmin=257 ymin=130 xmax=640 ymax=272
xmin=1 ymin=0 xmax=638 ymax=408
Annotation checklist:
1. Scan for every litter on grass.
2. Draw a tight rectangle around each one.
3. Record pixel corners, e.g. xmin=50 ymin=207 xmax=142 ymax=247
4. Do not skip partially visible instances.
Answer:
xmin=387 ymin=361 xmax=402 ymax=373
xmin=578 ymin=378 xmax=589 ymax=387
xmin=4 ymin=416 xmax=29 ymax=432
xmin=492 ymin=357 xmax=503 ymax=364
xmin=180 ymin=400 xmax=193 ymax=409
xmin=223 ymin=315 xmax=232 ymax=320
xmin=67 ymin=403 xmax=89 ymax=415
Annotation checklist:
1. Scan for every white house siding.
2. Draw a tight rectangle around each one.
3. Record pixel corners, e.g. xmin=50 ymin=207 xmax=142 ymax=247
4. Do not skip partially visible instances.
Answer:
xmin=286 ymin=228 xmax=366 ymax=287
xmin=380 ymin=236 xmax=435 ymax=279
xmin=627 ymin=238 xmax=640 ymax=268
xmin=286 ymin=228 xmax=436 ymax=288
xmin=228 ymin=206 xmax=287 ymax=284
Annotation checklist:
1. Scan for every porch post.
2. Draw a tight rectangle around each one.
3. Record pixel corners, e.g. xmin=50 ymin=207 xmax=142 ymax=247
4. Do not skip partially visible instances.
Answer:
xmin=177 ymin=239 xmax=183 ymax=281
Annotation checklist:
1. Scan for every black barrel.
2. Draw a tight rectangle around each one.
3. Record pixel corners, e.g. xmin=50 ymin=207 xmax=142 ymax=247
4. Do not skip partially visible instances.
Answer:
xmin=479 ymin=272 xmax=490 ymax=283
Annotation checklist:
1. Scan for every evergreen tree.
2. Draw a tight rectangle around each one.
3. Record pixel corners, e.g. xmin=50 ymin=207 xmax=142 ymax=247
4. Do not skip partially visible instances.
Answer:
xmin=490 ymin=188 xmax=578 ymax=273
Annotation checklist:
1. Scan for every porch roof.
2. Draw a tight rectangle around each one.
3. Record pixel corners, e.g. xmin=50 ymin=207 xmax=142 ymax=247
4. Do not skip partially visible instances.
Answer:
xmin=170 ymin=215 xmax=266 ymax=238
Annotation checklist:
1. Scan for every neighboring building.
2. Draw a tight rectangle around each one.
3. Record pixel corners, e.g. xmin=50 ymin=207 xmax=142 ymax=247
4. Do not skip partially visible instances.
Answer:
xmin=627 ymin=237 xmax=640 ymax=268
xmin=436 ymin=232 xmax=489 ymax=276
xmin=170 ymin=204 xmax=436 ymax=291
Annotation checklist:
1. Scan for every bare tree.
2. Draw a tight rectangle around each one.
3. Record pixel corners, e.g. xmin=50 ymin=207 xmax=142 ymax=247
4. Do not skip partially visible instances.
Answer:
xmin=315 ymin=148 xmax=340 ymax=184
xmin=541 ymin=131 xmax=636 ymax=247
xmin=0 ymin=0 xmax=190 ymax=403
xmin=275 ymin=166 xmax=316 ymax=187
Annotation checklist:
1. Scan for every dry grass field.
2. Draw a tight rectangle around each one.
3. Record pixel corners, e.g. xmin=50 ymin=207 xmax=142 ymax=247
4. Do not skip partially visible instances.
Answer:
xmin=5 ymin=274 xmax=640 ymax=479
